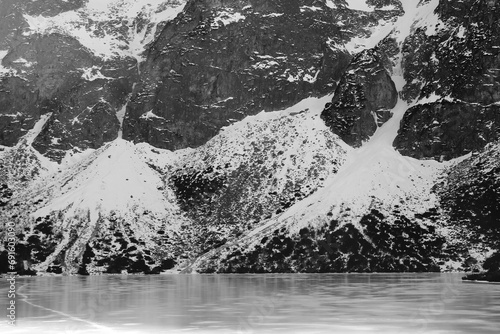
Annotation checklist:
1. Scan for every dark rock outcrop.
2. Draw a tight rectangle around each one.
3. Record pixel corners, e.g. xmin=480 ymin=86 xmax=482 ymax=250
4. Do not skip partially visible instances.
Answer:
xmin=0 ymin=184 xmax=13 ymax=207
xmin=366 ymin=0 xmax=403 ymax=10
xmin=321 ymin=47 xmax=397 ymax=146
xmin=0 ymin=76 xmax=39 ymax=146
xmin=396 ymin=0 xmax=500 ymax=160
xmin=25 ymin=0 xmax=85 ymax=17
xmin=32 ymin=101 xmax=121 ymax=162
xmin=394 ymin=101 xmax=500 ymax=161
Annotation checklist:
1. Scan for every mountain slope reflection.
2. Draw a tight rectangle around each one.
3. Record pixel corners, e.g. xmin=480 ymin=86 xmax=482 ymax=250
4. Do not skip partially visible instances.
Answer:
xmin=1 ymin=274 xmax=499 ymax=333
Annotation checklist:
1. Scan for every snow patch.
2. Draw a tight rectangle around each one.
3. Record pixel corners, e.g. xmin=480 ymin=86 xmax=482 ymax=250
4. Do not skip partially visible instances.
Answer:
xmin=23 ymin=12 xmax=127 ymax=60
xmin=252 ymin=60 xmax=279 ymax=70
xmin=344 ymin=0 xmax=396 ymax=12
xmin=15 ymin=113 xmax=60 ymax=175
xmin=303 ymin=70 xmax=319 ymax=83
xmin=80 ymin=66 xmax=113 ymax=81
xmin=213 ymin=9 xmax=246 ymax=26
xmin=221 ymin=94 xmax=336 ymax=132
xmin=59 ymin=148 xmax=96 ymax=167
xmin=262 ymin=13 xmax=284 ymax=18
xmin=325 ymin=0 xmax=336 ymax=9
xmin=397 ymin=0 xmax=444 ymax=42
xmin=345 ymin=0 xmax=375 ymax=12
xmin=417 ymin=93 xmax=454 ymax=105
xmin=140 ymin=110 xmax=165 ymax=120
xmin=20 ymin=113 xmax=52 ymax=147
xmin=456 ymin=26 xmax=466 ymax=39
xmin=380 ymin=5 xmax=397 ymax=11
xmin=116 ymin=104 xmax=127 ymax=139
xmin=0 ymin=50 xmax=14 ymax=76
xmin=12 ymin=57 xmax=36 ymax=67
xmin=339 ymin=17 xmax=400 ymax=54
xmin=338 ymin=0 xmax=445 ymax=55
xmin=300 ymin=6 xmax=322 ymax=12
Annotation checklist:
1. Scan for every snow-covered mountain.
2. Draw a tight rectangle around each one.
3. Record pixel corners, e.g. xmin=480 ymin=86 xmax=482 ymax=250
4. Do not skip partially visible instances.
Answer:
xmin=1 ymin=0 xmax=499 ymax=275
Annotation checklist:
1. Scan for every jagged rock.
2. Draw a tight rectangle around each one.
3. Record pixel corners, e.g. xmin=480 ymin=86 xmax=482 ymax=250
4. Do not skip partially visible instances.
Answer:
xmin=401 ymin=0 xmax=500 ymax=103
xmin=0 ymin=0 xmax=23 ymax=50
xmin=321 ymin=47 xmax=397 ymax=146
xmin=3 ymin=33 xmax=98 ymax=98
xmin=1 ymin=0 xmax=403 ymax=159
xmin=395 ymin=0 xmax=500 ymax=161
xmin=394 ymin=101 xmax=500 ymax=161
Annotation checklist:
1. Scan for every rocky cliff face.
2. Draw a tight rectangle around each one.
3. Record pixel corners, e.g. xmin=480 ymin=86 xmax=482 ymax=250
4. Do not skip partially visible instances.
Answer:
xmin=123 ymin=0 xmax=402 ymax=150
xmin=1 ymin=0 xmax=499 ymax=275
xmin=394 ymin=101 xmax=500 ymax=160
xmin=0 ymin=0 xmax=405 ymax=160
xmin=394 ymin=0 xmax=500 ymax=160
xmin=321 ymin=46 xmax=397 ymax=146
xmin=0 ymin=0 xmax=183 ymax=162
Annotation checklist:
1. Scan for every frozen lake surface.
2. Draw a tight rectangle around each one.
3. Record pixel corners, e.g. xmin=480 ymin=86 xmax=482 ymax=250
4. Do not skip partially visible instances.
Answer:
xmin=1 ymin=273 xmax=499 ymax=333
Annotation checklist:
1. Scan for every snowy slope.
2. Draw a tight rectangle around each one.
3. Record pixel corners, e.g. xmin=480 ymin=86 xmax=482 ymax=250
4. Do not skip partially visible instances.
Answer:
xmin=3 ymin=125 xmax=187 ymax=231
xmin=31 ymin=140 xmax=175 ymax=223
xmin=270 ymin=0 xmax=452 ymax=232
xmin=23 ymin=0 xmax=187 ymax=61
xmin=0 ymin=134 xmax=192 ymax=273
xmin=187 ymin=0 xmax=462 ymax=272
xmin=179 ymin=94 xmax=349 ymax=182
xmin=334 ymin=0 xmax=442 ymax=55
xmin=163 ymin=94 xmax=349 ymax=267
